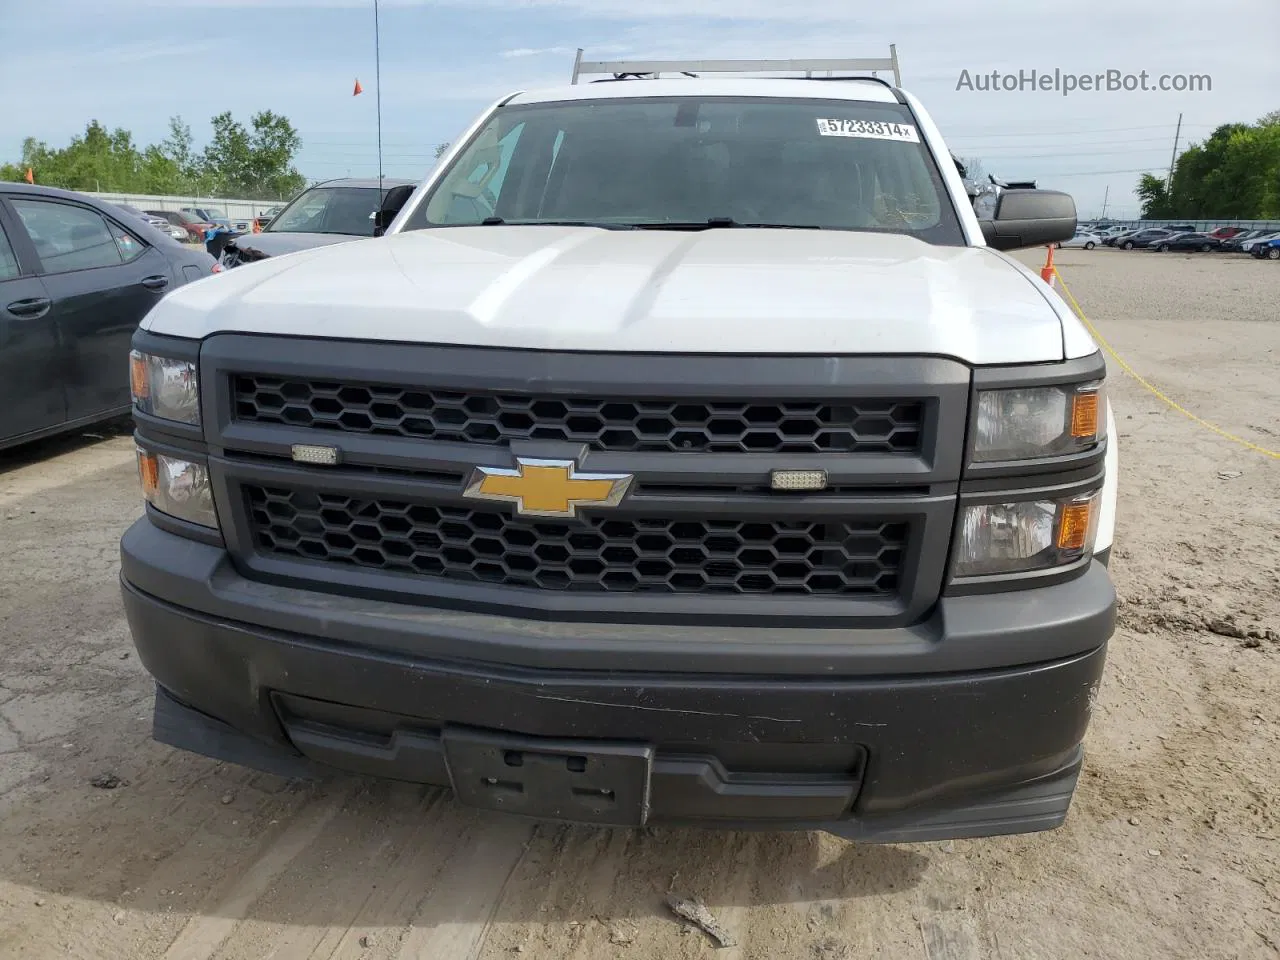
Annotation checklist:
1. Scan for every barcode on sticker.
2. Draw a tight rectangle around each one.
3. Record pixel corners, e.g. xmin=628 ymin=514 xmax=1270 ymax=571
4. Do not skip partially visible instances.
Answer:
xmin=816 ymin=119 xmax=920 ymax=142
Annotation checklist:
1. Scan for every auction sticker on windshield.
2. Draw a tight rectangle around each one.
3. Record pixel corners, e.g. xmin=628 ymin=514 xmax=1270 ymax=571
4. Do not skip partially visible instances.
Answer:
xmin=816 ymin=119 xmax=920 ymax=142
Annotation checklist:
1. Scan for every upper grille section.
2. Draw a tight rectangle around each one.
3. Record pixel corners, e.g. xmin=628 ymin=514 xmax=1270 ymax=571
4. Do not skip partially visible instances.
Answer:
xmin=232 ymin=375 xmax=925 ymax=454
xmin=245 ymin=484 xmax=908 ymax=597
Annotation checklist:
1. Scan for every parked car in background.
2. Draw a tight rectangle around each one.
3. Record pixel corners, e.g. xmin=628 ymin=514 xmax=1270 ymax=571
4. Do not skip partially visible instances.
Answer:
xmin=218 ymin=177 xmax=416 ymax=268
xmin=1153 ymin=232 xmax=1221 ymax=252
xmin=147 ymin=209 xmax=216 ymax=243
xmin=1207 ymin=226 xmax=1245 ymax=240
xmin=118 ymin=204 xmax=189 ymax=242
xmin=1117 ymin=229 xmax=1173 ymax=250
xmin=115 ymin=203 xmax=172 ymax=231
xmin=1217 ymin=229 xmax=1269 ymax=252
xmin=1239 ymin=231 xmax=1280 ymax=254
xmin=1102 ymin=230 xmax=1136 ymax=247
xmin=1059 ymin=232 xmax=1101 ymax=250
xmin=182 ymin=206 xmax=252 ymax=234
xmin=254 ymin=205 xmax=284 ymax=230
xmin=1251 ymin=237 xmax=1280 ymax=260
xmin=0 ymin=183 xmax=219 ymax=451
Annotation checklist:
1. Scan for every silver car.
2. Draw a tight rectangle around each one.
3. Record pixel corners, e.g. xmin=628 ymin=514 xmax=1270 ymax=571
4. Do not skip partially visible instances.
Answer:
xmin=1059 ymin=232 xmax=1101 ymax=250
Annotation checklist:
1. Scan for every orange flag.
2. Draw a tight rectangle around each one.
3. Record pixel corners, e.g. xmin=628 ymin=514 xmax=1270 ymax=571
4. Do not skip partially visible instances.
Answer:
xmin=353 ymin=79 xmax=364 ymax=96
xmin=24 ymin=167 xmax=34 ymax=184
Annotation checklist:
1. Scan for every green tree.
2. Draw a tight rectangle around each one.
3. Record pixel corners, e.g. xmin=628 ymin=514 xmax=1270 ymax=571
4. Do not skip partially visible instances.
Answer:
xmin=1136 ymin=173 xmax=1172 ymax=219
xmin=1136 ymin=112 xmax=1280 ymax=219
xmin=198 ymin=111 xmax=305 ymax=199
xmin=1 ymin=121 xmax=144 ymax=192
xmin=2 ymin=111 xmax=306 ymax=200
xmin=246 ymin=111 xmax=306 ymax=199
xmin=958 ymin=156 xmax=985 ymax=182
xmin=158 ymin=116 xmax=200 ymax=191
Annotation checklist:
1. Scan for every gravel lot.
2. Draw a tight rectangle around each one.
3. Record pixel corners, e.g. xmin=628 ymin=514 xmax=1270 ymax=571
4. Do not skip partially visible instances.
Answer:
xmin=0 ymin=248 xmax=1277 ymax=960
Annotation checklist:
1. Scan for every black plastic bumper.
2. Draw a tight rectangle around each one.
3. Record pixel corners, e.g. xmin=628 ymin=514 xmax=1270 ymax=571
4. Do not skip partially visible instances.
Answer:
xmin=120 ymin=519 xmax=1114 ymax=842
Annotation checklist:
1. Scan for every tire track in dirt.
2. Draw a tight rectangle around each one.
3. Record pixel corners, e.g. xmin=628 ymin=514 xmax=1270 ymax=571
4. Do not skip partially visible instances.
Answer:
xmin=390 ymin=813 xmax=533 ymax=959
xmin=160 ymin=787 xmax=350 ymax=960
xmin=207 ymin=784 xmax=465 ymax=959
xmin=286 ymin=787 xmax=458 ymax=959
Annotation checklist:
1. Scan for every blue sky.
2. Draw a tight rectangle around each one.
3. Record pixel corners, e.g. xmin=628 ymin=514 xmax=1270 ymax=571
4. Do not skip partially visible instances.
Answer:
xmin=3 ymin=0 xmax=1277 ymax=218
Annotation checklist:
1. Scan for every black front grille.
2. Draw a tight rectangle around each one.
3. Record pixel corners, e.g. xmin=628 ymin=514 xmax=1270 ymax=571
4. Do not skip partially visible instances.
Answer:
xmin=232 ymin=376 xmax=924 ymax=454
xmin=245 ymin=485 xmax=908 ymax=597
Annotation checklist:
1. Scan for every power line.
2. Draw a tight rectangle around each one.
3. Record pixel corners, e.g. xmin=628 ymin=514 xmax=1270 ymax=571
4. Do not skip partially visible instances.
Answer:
xmin=938 ymin=122 xmax=1214 ymax=139
xmin=1036 ymin=167 xmax=1161 ymax=178
xmin=975 ymin=146 xmax=1175 ymax=161
xmin=949 ymin=134 xmax=1185 ymax=149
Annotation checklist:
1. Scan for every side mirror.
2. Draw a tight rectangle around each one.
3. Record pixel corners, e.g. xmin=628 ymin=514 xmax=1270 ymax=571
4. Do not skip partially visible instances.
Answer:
xmin=372 ymin=185 xmax=415 ymax=237
xmin=979 ymin=189 xmax=1076 ymax=251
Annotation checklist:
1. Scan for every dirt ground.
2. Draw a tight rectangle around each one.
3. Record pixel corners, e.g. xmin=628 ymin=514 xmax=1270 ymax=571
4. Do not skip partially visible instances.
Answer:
xmin=1 ymin=248 xmax=1277 ymax=960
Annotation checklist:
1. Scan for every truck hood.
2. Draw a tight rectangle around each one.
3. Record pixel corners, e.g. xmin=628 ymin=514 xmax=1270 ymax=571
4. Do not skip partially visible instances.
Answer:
xmin=147 ymin=226 xmax=1066 ymax=363
xmin=225 ymin=231 xmax=363 ymax=260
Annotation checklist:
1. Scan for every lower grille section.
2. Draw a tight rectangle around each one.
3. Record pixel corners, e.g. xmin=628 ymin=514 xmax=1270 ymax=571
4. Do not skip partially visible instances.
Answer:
xmin=244 ymin=484 xmax=908 ymax=597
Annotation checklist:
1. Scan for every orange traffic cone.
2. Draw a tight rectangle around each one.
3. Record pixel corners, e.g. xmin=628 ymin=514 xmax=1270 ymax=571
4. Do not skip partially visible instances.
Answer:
xmin=1040 ymin=244 xmax=1056 ymax=287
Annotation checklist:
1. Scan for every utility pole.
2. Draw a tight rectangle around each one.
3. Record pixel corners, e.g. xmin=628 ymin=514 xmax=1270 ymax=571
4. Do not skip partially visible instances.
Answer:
xmin=373 ymin=0 xmax=384 ymax=202
xmin=1101 ymin=185 xmax=1110 ymax=220
xmin=1166 ymin=113 xmax=1182 ymax=209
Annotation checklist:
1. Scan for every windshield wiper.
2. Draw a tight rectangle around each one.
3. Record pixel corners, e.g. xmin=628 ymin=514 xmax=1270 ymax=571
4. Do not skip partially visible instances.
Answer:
xmin=479 ymin=217 xmax=639 ymax=230
xmin=635 ymin=218 xmax=825 ymax=231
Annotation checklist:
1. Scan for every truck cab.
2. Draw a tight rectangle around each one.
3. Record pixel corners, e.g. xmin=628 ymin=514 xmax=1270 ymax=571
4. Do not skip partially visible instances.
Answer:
xmin=121 ymin=53 xmax=1116 ymax=842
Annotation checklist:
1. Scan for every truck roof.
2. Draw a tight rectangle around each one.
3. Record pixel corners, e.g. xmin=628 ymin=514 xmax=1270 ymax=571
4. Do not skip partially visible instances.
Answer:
xmin=507 ymin=77 xmax=903 ymax=106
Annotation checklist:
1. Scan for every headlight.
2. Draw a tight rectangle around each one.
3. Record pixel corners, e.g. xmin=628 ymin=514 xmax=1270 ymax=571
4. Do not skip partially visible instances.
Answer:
xmin=973 ymin=381 xmax=1105 ymax=462
xmin=952 ymin=489 xmax=1101 ymax=578
xmin=130 ymin=351 xmax=200 ymax=424
xmin=137 ymin=448 xmax=218 ymax=529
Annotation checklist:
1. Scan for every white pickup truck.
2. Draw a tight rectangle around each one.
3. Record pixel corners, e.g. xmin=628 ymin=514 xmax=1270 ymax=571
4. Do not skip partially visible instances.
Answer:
xmin=121 ymin=54 xmax=1117 ymax=842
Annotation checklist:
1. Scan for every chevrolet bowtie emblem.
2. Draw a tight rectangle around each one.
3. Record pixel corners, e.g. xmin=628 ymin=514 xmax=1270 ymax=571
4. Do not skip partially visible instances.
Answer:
xmin=463 ymin=458 xmax=634 ymax=518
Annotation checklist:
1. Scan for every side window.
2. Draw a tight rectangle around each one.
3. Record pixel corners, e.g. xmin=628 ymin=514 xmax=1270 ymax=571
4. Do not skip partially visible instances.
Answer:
xmin=0 ymin=222 xmax=20 ymax=281
xmin=10 ymin=199 xmax=129 ymax=274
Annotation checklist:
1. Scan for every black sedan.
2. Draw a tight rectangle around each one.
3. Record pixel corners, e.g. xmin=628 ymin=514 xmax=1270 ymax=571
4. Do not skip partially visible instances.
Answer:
xmin=219 ymin=177 xmax=416 ymax=268
xmin=1116 ymin=229 xmax=1174 ymax=250
xmin=1 ymin=183 xmax=220 ymax=451
xmin=1152 ymin=232 xmax=1222 ymax=252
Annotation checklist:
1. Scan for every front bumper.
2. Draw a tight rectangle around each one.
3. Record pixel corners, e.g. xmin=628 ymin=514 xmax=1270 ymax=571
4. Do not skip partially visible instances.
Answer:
xmin=121 ymin=519 xmax=1114 ymax=842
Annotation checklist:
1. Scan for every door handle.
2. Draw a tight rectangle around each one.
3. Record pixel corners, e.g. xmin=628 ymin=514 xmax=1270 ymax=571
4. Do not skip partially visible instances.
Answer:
xmin=140 ymin=275 xmax=170 ymax=290
xmin=5 ymin=297 xmax=51 ymax=319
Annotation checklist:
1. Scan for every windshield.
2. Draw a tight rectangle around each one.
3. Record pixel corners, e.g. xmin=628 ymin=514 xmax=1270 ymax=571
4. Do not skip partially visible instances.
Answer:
xmin=267 ymin=187 xmax=384 ymax=235
xmin=401 ymin=96 xmax=963 ymax=243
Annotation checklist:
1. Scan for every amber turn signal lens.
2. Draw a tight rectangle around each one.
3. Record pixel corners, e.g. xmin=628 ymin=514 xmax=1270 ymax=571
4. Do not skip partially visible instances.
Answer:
xmin=1057 ymin=500 xmax=1093 ymax=551
xmin=1070 ymin=392 xmax=1099 ymax=439
xmin=137 ymin=449 xmax=159 ymax=497
xmin=129 ymin=351 xmax=150 ymax=401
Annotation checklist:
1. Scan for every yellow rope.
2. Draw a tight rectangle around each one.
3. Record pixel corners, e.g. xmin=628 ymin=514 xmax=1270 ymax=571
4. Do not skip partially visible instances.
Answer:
xmin=1051 ymin=265 xmax=1280 ymax=460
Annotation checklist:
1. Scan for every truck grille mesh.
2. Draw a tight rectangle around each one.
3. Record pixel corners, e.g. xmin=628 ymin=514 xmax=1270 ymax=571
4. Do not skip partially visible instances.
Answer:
xmin=232 ymin=376 xmax=924 ymax=454
xmin=244 ymin=485 xmax=908 ymax=596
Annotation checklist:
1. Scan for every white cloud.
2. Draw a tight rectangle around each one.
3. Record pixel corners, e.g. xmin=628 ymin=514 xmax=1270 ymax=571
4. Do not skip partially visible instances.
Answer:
xmin=502 ymin=43 xmax=628 ymax=59
xmin=501 ymin=46 xmax=574 ymax=58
